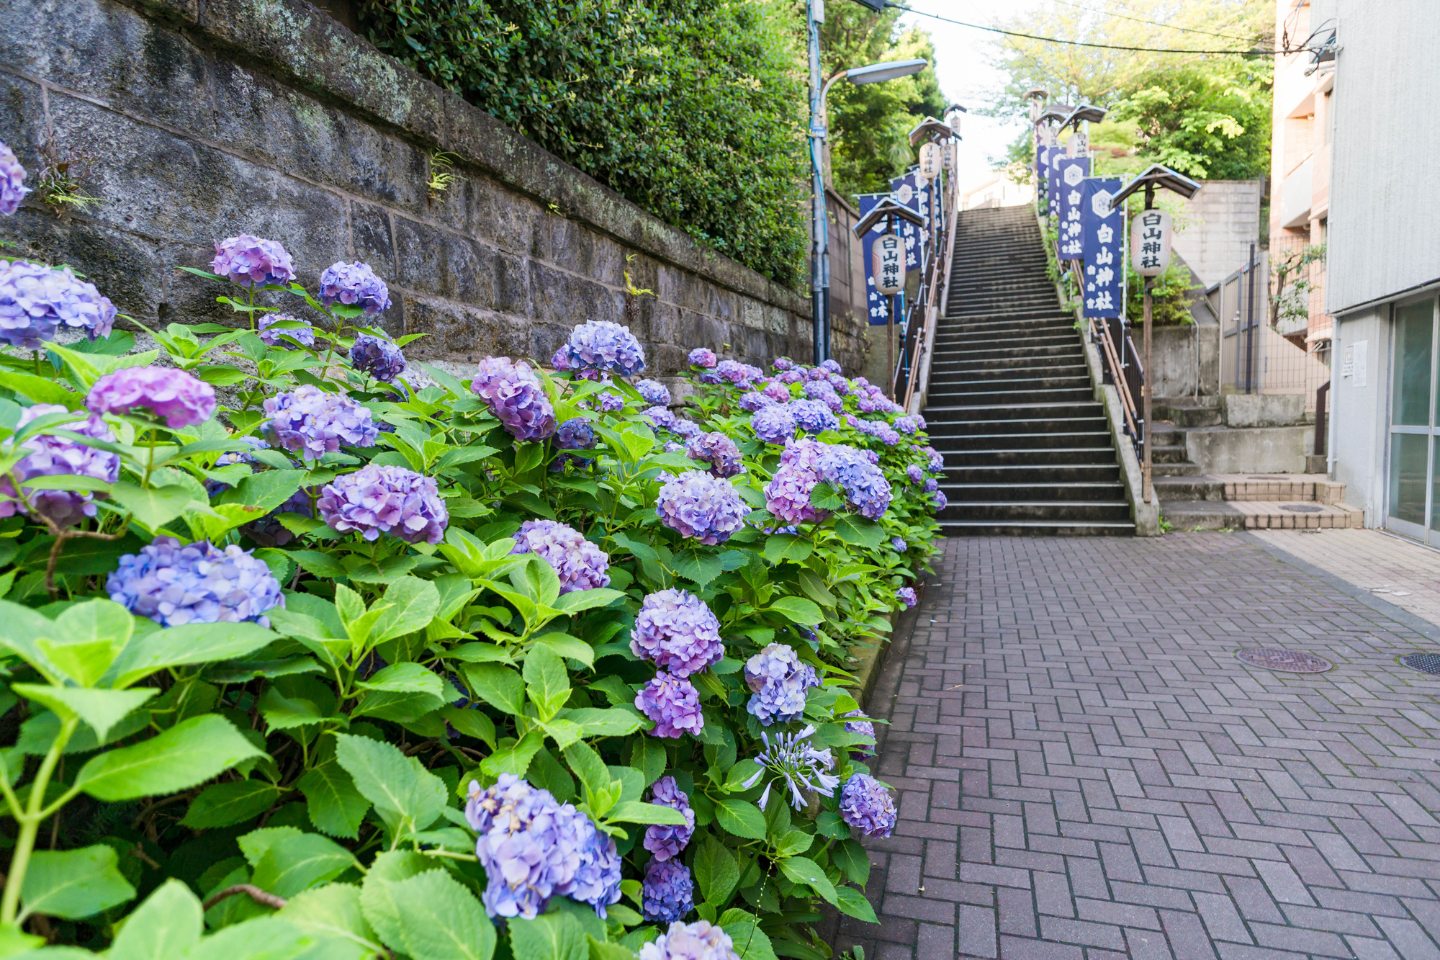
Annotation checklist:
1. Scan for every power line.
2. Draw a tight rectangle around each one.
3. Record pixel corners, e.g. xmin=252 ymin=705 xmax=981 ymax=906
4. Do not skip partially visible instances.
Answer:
xmin=1045 ymin=0 xmax=1257 ymax=44
xmin=886 ymin=2 xmax=1272 ymax=57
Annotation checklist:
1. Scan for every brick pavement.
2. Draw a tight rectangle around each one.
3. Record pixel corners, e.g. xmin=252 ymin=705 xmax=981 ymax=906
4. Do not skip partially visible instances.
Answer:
xmin=837 ymin=533 xmax=1440 ymax=960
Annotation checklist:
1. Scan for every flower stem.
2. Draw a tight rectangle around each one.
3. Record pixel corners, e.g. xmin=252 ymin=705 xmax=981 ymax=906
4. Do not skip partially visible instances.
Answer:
xmin=0 ymin=716 xmax=79 ymax=925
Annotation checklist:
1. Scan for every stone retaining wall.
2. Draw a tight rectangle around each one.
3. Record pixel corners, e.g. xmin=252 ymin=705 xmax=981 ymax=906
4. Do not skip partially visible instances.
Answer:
xmin=0 ymin=0 xmax=844 ymax=376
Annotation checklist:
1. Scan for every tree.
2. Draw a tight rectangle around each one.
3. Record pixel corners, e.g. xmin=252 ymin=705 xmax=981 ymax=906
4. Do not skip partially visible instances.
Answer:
xmin=820 ymin=6 xmax=946 ymax=200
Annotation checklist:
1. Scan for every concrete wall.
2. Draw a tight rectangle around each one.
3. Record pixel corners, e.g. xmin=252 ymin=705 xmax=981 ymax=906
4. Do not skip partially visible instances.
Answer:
xmin=1151 ymin=323 xmax=1220 ymax=399
xmin=1324 ymin=0 xmax=1440 ymax=314
xmin=1329 ymin=307 xmax=1390 ymax=526
xmin=0 ymin=0 xmax=823 ymax=375
xmin=1171 ymin=180 xmax=1262 ymax=289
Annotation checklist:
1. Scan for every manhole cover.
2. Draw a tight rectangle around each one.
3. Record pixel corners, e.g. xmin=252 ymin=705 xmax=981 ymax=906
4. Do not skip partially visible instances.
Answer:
xmin=1401 ymin=653 xmax=1440 ymax=676
xmin=1280 ymin=503 xmax=1323 ymax=513
xmin=1236 ymin=648 xmax=1334 ymax=673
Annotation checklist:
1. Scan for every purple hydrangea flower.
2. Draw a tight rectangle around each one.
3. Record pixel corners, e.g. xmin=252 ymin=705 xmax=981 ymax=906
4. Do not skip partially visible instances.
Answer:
xmin=464 ymin=776 xmax=622 ymax=919
xmin=0 ymin=404 xmax=119 ymax=527
xmin=511 ymin=519 xmax=610 ymax=594
xmin=210 ymin=234 xmax=295 ymax=287
xmin=687 ymin=348 xmax=717 ymax=369
xmin=741 ymin=724 xmax=839 ymax=810
xmin=656 ymin=470 xmax=747 ymax=545
xmin=642 ymin=405 xmax=679 ymax=433
xmin=737 ymin=391 xmax=774 ymax=412
xmin=630 ymin=589 xmax=724 ymax=678
xmin=638 ymin=921 xmax=740 ymax=960
xmin=750 ymin=404 xmax=796 ymax=445
xmin=744 ymin=643 xmax=820 ymax=726
xmin=87 ymin=366 xmax=216 ymax=429
xmin=556 ymin=417 xmax=597 ymax=450
xmin=895 ymin=415 xmax=921 ymax=434
xmin=772 ymin=356 xmax=794 ymax=372
xmin=317 ymin=463 xmax=448 ymax=544
xmin=596 ymin=391 xmax=625 ymax=413
xmin=820 ymin=358 xmax=842 ymax=374
xmin=925 ymin=447 xmax=944 ymax=472
xmin=643 ymin=859 xmax=695 ymax=924
xmin=643 ymin=777 xmax=696 ymax=861
xmin=816 ymin=443 xmax=892 ymax=520
xmin=257 ymin=313 xmax=315 ymax=349
xmin=349 ymin=333 xmax=406 ymax=381
xmin=685 ymin=432 xmax=744 ymax=478
xmin=775 ymin=368 xmax=804 ymax=385
xmin=107 ymin=536 xmax=284 ymax=627
xmin=319 ymin=261 xmax=391 ymax=314
xmin=764 ymin=438 xmax=830 ymax=525
xmin=891 ymin=536 xmax=907 ymax=553
xmin=471 ymin=356 xmax=556 ymax=442
xmin=803 ymin=379 xmax=844 ymax=412
xmin=263 ymin=385 xmax=378 ymax=460
xmin=789 ymin=399 xmax=837 ymax=434
xmin=839 ymin=773 xmax=898 ymax=838
xmin=703 ymin=359 xmax=762 ymax=389
xmin=762 ymin=381 xmax=792 ymax=404
xmin=897 ymin=586 xmax=917 ymax=608
xmin=671 ymin=418 xmax=701 ymax=440
xmin=0 ymin=261 xmax=116 ymax=350
xmin=844 ymin=710 xmax=877 ymax=759
xmin=906 ymin=464 xmax=925 ymax=485
xmin=923 ymin=478 xmax=938 ymax=493
xmin=933 ymin=489 xmax=948 ymax=512
xmin=0 ymin=140 xmax=29 ymax=215
xmin=635 ymin=672 xmax=704 ymax=739
xmin=551 ymin=320 xmax=645 ymax=379
xmin=637 ymin=378 xmax=671 ymax=406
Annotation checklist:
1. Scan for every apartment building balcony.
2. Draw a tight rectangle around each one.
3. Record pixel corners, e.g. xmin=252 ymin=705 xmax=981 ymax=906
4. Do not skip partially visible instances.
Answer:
xmin=1280 ymin=154 xmax=1314 ymax=229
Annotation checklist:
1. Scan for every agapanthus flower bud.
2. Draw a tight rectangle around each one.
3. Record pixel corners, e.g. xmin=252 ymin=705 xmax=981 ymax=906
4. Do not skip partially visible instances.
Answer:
xmin=744 ymin=642 xmax=820 ymax=726
xmin=319 ymin=261 xmax=391 ymax=314
xmin=107 ymin=537 xmax=284 ymax=627
xmin=258 ymin=313 xmax=316 ymax=349
xmin=348 ymin=333 xmax=406 ymax=381
xmin=211 ymin=234 xmax=295 ymax=287
xmin=656 ymin=470 xmax=747 ymax=545
xmin=0 ymin=404 xmax=119 ymax=527
xmin=0 ymin=140 xmax=29 ymax=215
xmin=636 ymin=378 xmax=671 ymax=407
xmin=638 ymin=921 xmax=740 ymax=960
xmin=317 ymin=463 xmax=448 ymax=544
xmin=642 ymin=859 xmax=694 ymax=924
xmin=471 ymin=356 xmax=556 ymax=442
xmin=687 ymin=348 xmax=717 ymax=369
xmin=643 ymin=777 xmax=696 ymax=861
xmin=839 ymin=773 xmax=897 ymax=838
xmin=0 ymin=261 xmax=116 ymax=349
xmin=511 ymin=519 xmax=610 ymax=594
xmin=741 ymin=724 xmax=839 ymax=810
xmin=685 ymin=432 xmax=744 ymax=478
xmin=635 ymin=672 xmax=704 ymax=739
xmin=87 ymin=365 xmax=216 ymax=429
xmin=551 ymin=320 xmax=645 ymax=379
xmin=630 ymin=589 xmax=724 ymax=678
xmin=263 ymin=385 xmax=378 ymax=460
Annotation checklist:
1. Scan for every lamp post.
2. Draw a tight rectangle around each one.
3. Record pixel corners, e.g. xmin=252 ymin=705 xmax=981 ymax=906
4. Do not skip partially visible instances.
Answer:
xmin=805 ymin=0 xmax=926 ymax=363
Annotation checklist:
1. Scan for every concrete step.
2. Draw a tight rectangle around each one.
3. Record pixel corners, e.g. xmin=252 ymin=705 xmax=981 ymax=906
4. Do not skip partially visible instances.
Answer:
xmin=1161 ymin=499 xmax=1362 ymax=531
xmin=923 ymin=401 xmax=1103 ymax=423
xmin=928 ymin=374 xmax=1092 ymax=395
xmin=1154 ymin=475 xmax=1225 ymax=502
xmin=939 ymin=447 xmax=1120 ymax=467
xmin=942 ymin=500 xmax=1134 ymax=523
xmin=1153 ymin=462 xmax=1204 ymax=477
xmin=1151 ymin=443 xmax=1191 ymax=465
xmin=939 ymin=519 xmax=1134 ymax=536
xmin=945 ymin=463 xmax=1121 ymax=484
xmin=927 ymin=430 xmax=1115 ymax=453
xmin=926 ymin=415 xmax=1110 ymax=437
xmin=926 ymin=386 xmax=1096 ymax=407
xmin=941 ymin=481 xmax=1127 ymax=502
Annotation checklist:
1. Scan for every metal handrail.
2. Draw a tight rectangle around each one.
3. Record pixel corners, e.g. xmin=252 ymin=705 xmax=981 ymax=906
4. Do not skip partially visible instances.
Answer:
xmin=1066 ymin=260 xmax=1146 ymax=462
xmin=893 ymin=164 xmax=957 ymax=410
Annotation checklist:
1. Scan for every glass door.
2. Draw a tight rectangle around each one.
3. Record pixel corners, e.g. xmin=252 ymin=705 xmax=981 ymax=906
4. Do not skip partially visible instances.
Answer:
xmin=1387 ymin=297 xmax=1439 ymax=543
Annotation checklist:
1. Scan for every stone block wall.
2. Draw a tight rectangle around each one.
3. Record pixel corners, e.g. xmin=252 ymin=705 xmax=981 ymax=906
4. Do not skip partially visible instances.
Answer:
xmin=1 ymin=0 xmax=828 ymax=377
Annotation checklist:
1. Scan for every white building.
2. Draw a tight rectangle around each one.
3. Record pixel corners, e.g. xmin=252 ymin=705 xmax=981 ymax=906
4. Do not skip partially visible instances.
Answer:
xmin=1322 ymin=0 xmax=1440 ymax=547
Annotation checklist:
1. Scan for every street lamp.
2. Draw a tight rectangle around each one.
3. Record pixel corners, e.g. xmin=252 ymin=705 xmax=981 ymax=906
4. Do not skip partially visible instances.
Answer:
xmin=806 ymin=36 xmax=929 ymax=363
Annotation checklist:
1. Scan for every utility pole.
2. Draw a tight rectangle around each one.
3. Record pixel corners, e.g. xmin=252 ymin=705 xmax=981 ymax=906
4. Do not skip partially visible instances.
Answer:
xmin=807 ymin=0 xmax=829 ymax=365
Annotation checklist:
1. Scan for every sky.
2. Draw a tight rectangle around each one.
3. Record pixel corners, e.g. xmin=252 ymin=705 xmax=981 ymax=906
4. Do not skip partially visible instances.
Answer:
xmin=894 ymin=0 xmax=1044 ymax=188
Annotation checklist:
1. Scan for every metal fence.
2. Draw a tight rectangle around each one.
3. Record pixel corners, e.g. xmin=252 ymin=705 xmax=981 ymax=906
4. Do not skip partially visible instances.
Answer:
xmin=1206 ymin=245 xmax=1331 ymax=410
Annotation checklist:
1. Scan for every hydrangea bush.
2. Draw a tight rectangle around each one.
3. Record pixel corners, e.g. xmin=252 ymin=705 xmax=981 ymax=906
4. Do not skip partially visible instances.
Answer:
xmin=0 ymin=141 xmax=941 ymax=960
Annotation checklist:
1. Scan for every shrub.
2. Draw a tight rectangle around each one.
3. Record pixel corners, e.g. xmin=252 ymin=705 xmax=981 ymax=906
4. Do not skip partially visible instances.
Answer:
xmin=358 ymin=0 xmax=809 ymax=290
xmin=0 ymin=175 xmax=943 ymax=956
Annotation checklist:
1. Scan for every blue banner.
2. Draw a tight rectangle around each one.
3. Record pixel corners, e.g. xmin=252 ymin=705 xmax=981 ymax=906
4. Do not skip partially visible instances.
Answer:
xmin=889 ymin=171 xmax=929 ymax=271
xmin=1035 ymin=142 xmax=1050 ymax=214
xmin=857 ymin=193 xmax=891 ymax=326
xmin=1080 ymin=177 xmax=1124 ymax=318
xmin=1046 ymin=150 xmax=1064 ymax=232
xmin=1056 ymin=156 xmax=1092 ymax=259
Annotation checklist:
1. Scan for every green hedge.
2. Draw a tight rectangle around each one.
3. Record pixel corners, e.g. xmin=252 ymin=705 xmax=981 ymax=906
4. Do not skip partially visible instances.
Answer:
xmin=359 ymin=0 xmax=809 ymax=290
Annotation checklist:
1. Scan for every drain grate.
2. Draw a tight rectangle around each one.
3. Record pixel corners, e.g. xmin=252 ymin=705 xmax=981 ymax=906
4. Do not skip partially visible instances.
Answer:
xmin=1237 ymin=647 xmax=1334 ymax=674
xmin=1401 ymin=653 xmax=1440 ymax=676
xmin=1280 ymin=503 xmax=1323 ymax=513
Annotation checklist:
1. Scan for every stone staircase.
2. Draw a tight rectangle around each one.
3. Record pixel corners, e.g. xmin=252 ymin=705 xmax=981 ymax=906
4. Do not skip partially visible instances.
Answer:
xmin=924 ymin=205 xmax=1134 ymax=536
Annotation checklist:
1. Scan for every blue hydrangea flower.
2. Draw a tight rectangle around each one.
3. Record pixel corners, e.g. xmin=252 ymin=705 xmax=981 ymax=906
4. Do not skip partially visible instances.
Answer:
xmin=643 ymin=776 xmax=696 ymax=861
xmin=317 ymin=463 xmax=448 ymax=544
xmin=638 ymin=921 xmax=740 ymax=960
xmin=263 ymin=385 xmax=378 ymax=461
xmin=687 ymin=348 xmax=717 ymax=369
xmin=108 ymin=537 xmax=284 ymax=627
xmin=0 ymin=140 xmax=29 ymax=215
xmin=0 ymin=260 xmax=116 ymax=350
xmin=737 ymin=391 xmax=775 ymax=412
xmin=685 ymin=432 xmax=744 ymax=478
xmin=820 ymin=358 xmax=843 ymax=374
xmin=319 ymin=261 xmax=391 ymax=314
xmin=933 ymin=489 xmax=948 ymax=512
xmin=816 ymin=443 xmax=892 ymax=520
xmin=511 ymin=519 xmax=610 ymax=594
xmin=906 ymin=464 xmax=925 ymax=485
xmin=552 ymin=320 xmax=645 ymax=379
xmin=556 ymin=417 xmax=597 ymax=450
xmin=741 ymin=724 xmax=840 ymax=810
xmin=472 ymin=356 xmax=556 ymax=441
xmin=897 ymin=586 xmax=917 ymax=608
xmin=744 ymin=642 xmax=820 ymax=726
xmin=803 ymin=379 xmax=844 ymax=412
xmin=349 ymin=333 xmax=406 ymax=381
xmin=0 ymin=404 xmax=119 ymax=527
xmin=839 ymin=773 xmax=898 ymax=838
xmin=636 ymin=378 xmax=672 ymax=406
xmin=895 ymin=415 xmax=921 ymax=434
xmin=751 ymin=404 xmax=796 ymax=445
xmin=789 ymin=399 xmax=837 ymax=434
xmin=844 ymin=710 xmax=877 ymax=759
xmin=643 ymin=859 xmax=694 ymax=924
xmin=596 ymin=391 xmax=625 ymax=413
xmin=891 ymin=536 xmax=908 ymax=552
xmin=211 ymin=234 xmax=295 ymax=287
xmin=642 ymin=405 xmax=680 ymax=433
xmin=258 ymin=313 xmax=315 ymax=349
xmin=656 ymin=470 xmax=747 ymax=545
xmin=631 ymin=589 xmax=724 ymax=677
xmin=635 ymin=672 xmax=704 ymax=739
